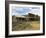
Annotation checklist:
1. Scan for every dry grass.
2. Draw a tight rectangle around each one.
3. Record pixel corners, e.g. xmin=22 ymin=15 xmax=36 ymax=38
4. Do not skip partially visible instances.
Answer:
xmin=12 ymin=21 xmax=40 ymax=31
xmin=30 ymin=21 xmax=40 ymax=30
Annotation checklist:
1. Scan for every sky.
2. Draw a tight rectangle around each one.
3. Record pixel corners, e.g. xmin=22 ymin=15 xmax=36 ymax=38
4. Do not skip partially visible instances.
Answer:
xmin=12 ymin=6 xmax=40 ymax=16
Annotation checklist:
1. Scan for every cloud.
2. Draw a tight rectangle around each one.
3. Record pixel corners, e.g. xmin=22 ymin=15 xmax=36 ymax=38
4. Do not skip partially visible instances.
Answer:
xmin=13 ymin=7 xmax=31 ymax=13
xmin=12 ymin=7 xmax=40 ymax=16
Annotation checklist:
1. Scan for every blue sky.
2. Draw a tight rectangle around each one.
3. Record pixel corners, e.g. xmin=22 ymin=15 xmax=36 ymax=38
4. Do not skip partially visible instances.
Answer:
xmin=12 ymin=7 xmax=40 ymax=16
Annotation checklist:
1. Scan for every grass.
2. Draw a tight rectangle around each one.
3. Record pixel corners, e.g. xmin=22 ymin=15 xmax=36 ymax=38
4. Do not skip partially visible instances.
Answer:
xmin=12 ymin=21 xmax=40 ymax=31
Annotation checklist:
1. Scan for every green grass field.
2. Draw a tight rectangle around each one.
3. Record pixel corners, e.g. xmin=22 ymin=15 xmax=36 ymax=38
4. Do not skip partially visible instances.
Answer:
xmin=12 ymin=21 xmax=40 ymax=31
